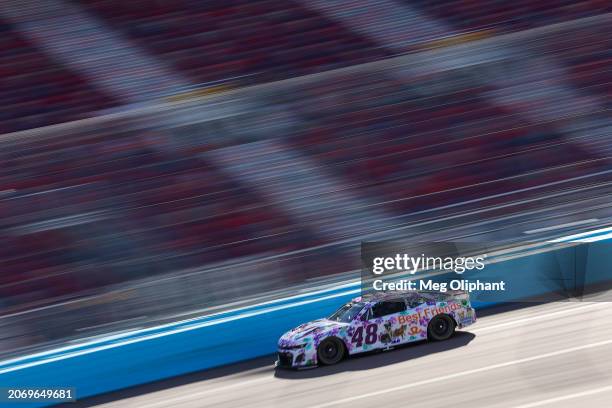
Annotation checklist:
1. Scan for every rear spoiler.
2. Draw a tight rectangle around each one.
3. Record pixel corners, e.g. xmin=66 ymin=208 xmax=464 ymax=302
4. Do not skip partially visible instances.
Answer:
xmin=448 ymin=290 xmax=471 ymax=306
xmin=446 ymin=289 xmax=468 ymax=296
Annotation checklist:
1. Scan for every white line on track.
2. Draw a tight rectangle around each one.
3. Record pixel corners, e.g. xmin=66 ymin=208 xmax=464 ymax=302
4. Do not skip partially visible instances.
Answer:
xmin=310 ymin=339 xmax=612 ymax=408
xmin=140 ymin=376 xmax=273 ymax=408
xmin=511 ymin=384 xmax=612 ymax=408
xmin=471 ymin=302 xmax=605 ymax=334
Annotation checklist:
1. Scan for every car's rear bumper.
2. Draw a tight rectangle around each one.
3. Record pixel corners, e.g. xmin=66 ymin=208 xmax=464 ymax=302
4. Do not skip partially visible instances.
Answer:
xmin=457 ymin=307 xmax=477 ymax=328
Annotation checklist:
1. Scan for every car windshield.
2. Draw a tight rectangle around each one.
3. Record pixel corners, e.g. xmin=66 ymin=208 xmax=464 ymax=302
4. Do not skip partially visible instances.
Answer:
xmin=328 ymin=302 xmax=365 ymax=323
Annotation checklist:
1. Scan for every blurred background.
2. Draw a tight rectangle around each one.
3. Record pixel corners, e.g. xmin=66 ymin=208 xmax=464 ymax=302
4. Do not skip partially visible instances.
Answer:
xmin=0 ymin=0 xmax=610 ymax=359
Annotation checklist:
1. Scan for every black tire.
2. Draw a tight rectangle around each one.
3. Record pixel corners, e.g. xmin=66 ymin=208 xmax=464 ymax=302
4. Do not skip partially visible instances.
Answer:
xmin=428 ymin=314 xmax=456 ymax=341
xmin=317 ymin=337 xmax=345 ymax=365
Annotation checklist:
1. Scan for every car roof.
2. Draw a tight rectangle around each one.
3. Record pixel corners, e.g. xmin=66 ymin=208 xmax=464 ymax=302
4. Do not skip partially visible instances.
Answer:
xmin=353 ymin=289 xmax=460 ymax=304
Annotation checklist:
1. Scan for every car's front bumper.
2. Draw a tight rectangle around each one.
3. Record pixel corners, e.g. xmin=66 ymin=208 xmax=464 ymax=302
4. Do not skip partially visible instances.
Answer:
xmin=276 ymin=351 xmax=295 ymax=368
xmin=275 ymin=348 xmax=316 ymax=369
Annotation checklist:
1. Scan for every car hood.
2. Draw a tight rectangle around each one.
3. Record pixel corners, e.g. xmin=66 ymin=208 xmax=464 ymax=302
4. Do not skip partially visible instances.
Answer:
xmin=279 ymin=319 xmax=348 ymax=347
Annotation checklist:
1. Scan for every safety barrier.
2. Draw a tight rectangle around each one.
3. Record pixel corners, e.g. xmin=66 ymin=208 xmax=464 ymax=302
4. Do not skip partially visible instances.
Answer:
xmin=1 ymin=229 xmax=611 ymax=407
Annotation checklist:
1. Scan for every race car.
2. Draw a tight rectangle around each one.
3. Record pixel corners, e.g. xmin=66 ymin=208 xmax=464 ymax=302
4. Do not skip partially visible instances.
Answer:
xmin=276 ymin=289 xmax=476 ymax=369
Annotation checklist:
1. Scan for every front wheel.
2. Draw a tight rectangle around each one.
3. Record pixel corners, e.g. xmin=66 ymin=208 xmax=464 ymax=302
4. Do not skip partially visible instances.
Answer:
xmin=428 ymin=314 xmax=456 ymax=341
xmin=317 ymin=337 xmax=345 ymax=365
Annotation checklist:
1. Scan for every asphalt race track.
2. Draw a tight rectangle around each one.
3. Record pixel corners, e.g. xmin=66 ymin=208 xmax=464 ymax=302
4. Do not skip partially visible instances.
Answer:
xmin=70 ymin=301 xmax=612 ymax=408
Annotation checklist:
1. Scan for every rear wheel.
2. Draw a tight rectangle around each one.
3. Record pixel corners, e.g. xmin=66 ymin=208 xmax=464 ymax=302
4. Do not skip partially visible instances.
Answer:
xmin=317 ymin=337 xmax=345 ymax=365
xmin=428 ymin=314 xmax=456 ymax=341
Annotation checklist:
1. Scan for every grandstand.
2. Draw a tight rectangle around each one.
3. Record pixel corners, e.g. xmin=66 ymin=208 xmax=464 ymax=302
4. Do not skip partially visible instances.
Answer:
xmin=0 ymin=20 xmax=117 ymax=133
xmin=78 ymin=0 xmax=390 ymax=83
xmin=410 ymin=0 xmax=606 ymax=32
